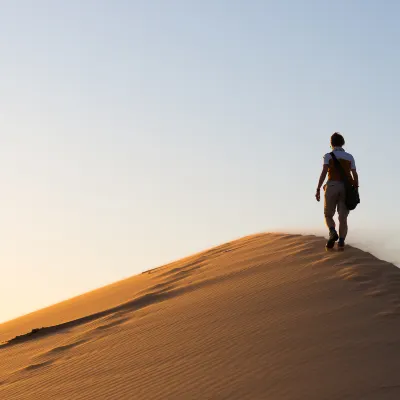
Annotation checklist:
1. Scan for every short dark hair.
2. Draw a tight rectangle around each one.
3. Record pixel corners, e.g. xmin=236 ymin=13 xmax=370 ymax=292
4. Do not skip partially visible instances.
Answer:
xmin=331 ymin=132 xmax=345 ymax=147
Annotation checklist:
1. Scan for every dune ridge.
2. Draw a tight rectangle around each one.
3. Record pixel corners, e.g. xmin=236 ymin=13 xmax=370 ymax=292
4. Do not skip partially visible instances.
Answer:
xmin=1 ymin=233 xmax=400 ymax=399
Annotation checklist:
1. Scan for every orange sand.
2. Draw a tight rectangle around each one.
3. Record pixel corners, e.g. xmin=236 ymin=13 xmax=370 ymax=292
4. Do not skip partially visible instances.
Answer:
xmin=1 ymin=234 xmax=399 ymax=399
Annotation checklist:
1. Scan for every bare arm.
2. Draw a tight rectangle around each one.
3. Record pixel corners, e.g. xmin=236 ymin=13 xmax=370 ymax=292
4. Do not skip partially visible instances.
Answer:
xmin=352 ymin=169 xmax=359 ymax=187
xmin=315 ymin=164 xmax=329 ymax=201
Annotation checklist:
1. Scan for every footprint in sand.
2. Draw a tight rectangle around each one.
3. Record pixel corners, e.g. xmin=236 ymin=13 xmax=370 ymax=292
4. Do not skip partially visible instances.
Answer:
xmin=94 ymin=317 xmax=130 ymax=331
xmin=377 ymin=308 xmax=400 ymax=318
xmin=23 ymin=360 xmax=54 ymax=372
xmin=44 ymin=339 xmax=89 ymax=355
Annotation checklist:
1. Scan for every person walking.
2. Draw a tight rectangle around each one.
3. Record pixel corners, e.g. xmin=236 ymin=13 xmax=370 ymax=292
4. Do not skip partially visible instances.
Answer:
xmin=316 ymin=132 xmax=359 ymax=250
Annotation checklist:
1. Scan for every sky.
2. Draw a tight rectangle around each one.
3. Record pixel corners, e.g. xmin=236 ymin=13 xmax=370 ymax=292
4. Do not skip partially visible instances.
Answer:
xmin=1 ymin=0 xmax=399 ymax=324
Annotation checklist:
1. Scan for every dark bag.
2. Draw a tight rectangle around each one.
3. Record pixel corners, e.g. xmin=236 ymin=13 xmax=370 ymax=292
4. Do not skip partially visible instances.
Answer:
xmin=330 ymin=152 xmax=360 ymax=211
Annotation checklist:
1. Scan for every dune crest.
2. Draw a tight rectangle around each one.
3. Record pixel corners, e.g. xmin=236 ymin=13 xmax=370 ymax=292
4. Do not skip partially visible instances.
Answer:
xmin=1 ymin=233 xmax=399 ymax=399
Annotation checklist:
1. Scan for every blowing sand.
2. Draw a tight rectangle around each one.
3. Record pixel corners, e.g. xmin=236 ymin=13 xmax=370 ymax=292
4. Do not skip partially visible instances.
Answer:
xmin=1 ymin=233 xmax=399 ymax=399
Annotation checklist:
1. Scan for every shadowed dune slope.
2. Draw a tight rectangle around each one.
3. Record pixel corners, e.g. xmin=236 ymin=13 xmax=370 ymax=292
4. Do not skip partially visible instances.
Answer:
xmin=1 ymin=233 xmax=400 ymax=399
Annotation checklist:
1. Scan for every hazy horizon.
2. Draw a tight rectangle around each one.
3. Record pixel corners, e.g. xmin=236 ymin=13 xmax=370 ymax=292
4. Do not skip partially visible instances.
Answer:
xmin=1 ymin=0 xmax=400 ymax=324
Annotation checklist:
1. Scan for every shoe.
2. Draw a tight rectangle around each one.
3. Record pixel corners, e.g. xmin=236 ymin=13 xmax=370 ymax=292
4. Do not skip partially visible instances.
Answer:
xmin=337 ymin=238 xmax=345 ymax=251
xmin=325 ymin=229 xmax=339 ymax=250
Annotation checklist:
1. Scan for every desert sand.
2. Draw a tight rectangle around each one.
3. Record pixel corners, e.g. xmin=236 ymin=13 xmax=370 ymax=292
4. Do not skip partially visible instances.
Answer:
xmin=0 ymin=233 xmax=399 ymax=399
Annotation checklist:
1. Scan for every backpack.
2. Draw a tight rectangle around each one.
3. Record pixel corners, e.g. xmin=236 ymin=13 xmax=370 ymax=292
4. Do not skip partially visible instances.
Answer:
xmin=330 ymin=152 xmax=360 ymax=211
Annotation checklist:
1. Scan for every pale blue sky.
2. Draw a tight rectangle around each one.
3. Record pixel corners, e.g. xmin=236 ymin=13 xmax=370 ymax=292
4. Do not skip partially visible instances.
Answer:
xmin=1 ymin=0 xmax=399 ymax=323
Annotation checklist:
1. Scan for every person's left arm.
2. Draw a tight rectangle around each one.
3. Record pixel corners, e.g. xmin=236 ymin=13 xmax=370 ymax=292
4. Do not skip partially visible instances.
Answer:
xmin=315 ymin=164 xmax=329 ymax=202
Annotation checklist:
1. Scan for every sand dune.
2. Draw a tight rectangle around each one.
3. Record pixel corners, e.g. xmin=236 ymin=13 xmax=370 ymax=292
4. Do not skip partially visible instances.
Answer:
xmin=1 ymin=233 xmax=400 ymax=399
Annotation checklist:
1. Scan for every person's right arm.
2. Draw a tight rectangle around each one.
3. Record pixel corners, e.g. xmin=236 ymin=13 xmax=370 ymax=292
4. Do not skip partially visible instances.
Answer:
xmin=351 ymin=155 xmax=359 ymax=188
xmin=352 ymin=169 xmax=359 ymax=188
